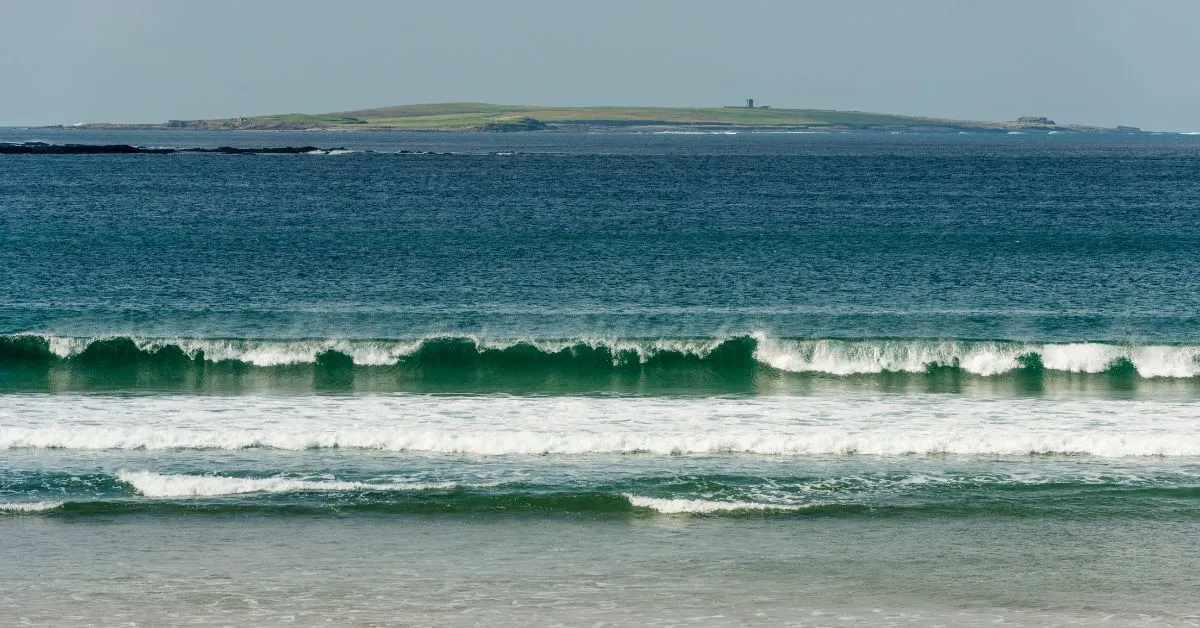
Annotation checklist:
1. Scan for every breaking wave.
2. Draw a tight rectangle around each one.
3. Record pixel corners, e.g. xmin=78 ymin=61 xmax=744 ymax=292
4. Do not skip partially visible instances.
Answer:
xmin=753 ymin=337 xmax=1200 ymax=378
xmin=116 ymin=471 xmax=465 ymax=498
xmin=3 ymin=334 xmax=1199 ymax=380
xmin=0 ymin=501 xmax=64 ymax=513
xmin=624 ymin=495 xmax=810 ymax=514
xmin=9 ymin=471 xmax=1200 ymax=518
xmin=0 ymin=334 xmax=755 ymax=369
xmin=4 ymin=333 xmax=1199 ymax=395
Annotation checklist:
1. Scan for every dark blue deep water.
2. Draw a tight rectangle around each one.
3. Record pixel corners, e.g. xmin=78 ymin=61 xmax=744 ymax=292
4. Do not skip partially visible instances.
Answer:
xmin=3 ymin=130 xmax=1199 ymax=342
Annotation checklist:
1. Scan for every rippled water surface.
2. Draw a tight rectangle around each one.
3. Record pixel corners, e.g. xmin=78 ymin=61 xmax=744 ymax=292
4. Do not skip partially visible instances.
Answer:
xmin=3 ymin=129 xmax=1199 ymax=625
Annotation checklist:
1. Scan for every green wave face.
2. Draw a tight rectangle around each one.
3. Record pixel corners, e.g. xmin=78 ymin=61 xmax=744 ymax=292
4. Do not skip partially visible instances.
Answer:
xmin=3 ymin=334 xmax=1197 ymax=395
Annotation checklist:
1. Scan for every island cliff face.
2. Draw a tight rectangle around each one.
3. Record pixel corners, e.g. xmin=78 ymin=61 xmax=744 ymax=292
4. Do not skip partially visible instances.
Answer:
xmin=54 ymin=103 xmax=1140 ymax=133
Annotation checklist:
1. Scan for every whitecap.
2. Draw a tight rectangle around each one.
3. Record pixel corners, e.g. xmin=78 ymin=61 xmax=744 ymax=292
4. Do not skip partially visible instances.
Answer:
xmin=625 ymin=494 xmax=808 ymax=514
xmin=117 ymin=471 xmax=461 ymax=498
xmin=0 ymin=501 xmax=64 ymax=513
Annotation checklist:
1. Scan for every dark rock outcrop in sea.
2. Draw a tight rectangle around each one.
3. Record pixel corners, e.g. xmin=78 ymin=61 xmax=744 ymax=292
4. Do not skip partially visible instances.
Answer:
xmin=476 ymin=117 xmax=548 ymax=132
xmin=1 ymin=142 xmax=347 ymax=155
xmin=0 ymin=142 xmax=175 ymax=155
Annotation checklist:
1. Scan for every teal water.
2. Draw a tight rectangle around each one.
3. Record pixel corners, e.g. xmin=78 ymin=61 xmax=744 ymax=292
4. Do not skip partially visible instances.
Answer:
xmin=2 ymin=130 xmax=1200 ymax=625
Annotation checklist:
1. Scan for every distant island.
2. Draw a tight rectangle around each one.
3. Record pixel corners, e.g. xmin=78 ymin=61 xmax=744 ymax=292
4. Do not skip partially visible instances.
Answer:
xmin=56 ymin=102 xmax=1142 ymax=133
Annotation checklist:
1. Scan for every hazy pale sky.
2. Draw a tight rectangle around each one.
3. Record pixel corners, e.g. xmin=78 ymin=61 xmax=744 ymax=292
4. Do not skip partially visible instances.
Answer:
xmin=2 ymin=0 xmax=1198 ymax=130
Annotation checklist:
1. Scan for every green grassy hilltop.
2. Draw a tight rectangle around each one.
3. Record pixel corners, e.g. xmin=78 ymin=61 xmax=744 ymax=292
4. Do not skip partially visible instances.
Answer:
xmin=258 ymin=103 xmax=936 ymax=129
xmin=214 ymin=103 xmax=988 ymax=130
xmin=80 ymin=103 xmax=1122 ymax=132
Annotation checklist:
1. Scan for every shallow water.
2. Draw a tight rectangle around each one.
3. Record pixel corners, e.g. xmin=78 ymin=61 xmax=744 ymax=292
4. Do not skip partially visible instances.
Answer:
xmin=5 ymin=516 xmax=1200 ymax=626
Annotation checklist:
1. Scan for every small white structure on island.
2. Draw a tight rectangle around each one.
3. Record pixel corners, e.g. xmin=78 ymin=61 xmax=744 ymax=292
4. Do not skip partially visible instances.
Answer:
xmin=724 ymin=98 xmax=770 ymax=110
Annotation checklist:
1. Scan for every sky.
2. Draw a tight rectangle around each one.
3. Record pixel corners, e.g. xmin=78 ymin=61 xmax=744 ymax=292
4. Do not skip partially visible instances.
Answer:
xmin=2 ymin=0 xmax=1198 ymax=130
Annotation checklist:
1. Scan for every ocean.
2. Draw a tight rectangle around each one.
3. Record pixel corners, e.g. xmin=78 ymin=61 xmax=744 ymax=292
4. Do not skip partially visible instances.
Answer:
xmin=2 ymin=128 xmax=1199 ymax=626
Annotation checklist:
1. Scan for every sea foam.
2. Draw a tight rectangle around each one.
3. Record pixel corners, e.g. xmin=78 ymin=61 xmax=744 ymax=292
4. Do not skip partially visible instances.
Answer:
xmin=117 ymin=471 xmax=460 ymax=498
xmin=5 ymin=393 xmax=1200 ymax=458
xmin=0 ymin=501 xmax=64 ymax=513
xmin=625 ymin=495 xmax=809 ymax=514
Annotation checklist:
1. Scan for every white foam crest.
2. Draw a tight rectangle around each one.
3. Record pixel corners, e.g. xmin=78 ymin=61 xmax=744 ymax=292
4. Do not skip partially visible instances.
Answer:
xmin=472 ymin=334 xmax=740 ymax=361
xmin=6 ymin=393 xmax=1200 ymax=458
xmin=1043 ymin=344 xmax=1200 ymax=378
xmin=117 ymin=471 xmax=457 ymax=498
xmin=155 ymin=338 xmax=422 ymax=366
xmin=755 ymin=338 xmax=1200 ymax=378
xmin=46 ymin=335 xmax=88 ymax=358
xmin=22 ymin=334 xmax=1200 ymax=376
xmin=35 ymin=335 xmax=423 ymax=366
xmin=0 ymin=501 xmax=64 ymax=513
xmin=625 ymin=495 xmax=808 ymax=514
xmin=756 ymin=338 xmax=1018 ymax=375
xmin=31 ymin=334 xmax=741 ymax=366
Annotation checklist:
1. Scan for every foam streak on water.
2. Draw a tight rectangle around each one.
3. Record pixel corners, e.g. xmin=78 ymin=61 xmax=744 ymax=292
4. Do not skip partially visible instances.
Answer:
xmin=115 ymin=471 xmax=462 ymax=497
xmin=3 ymin=393 xmax=1198 ymax=457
